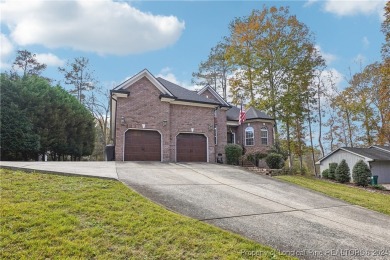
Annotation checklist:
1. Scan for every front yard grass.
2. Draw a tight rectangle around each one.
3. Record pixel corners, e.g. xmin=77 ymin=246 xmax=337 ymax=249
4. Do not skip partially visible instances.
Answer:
xmin=1 ymin=169 xmax=293 ymax=259
xmin=275 ymin=175 xmax=390 ymax=216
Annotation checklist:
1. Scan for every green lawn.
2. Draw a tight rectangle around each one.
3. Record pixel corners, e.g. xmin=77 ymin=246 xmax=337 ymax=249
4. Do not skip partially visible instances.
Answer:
xmin=275 ymin=175 xmax=390 ymax=216
xmin=1 ymin=169 xmax=294 ymax=259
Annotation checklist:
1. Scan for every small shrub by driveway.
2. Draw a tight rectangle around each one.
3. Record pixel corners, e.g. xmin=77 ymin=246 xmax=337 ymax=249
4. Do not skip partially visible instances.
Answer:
xmin=0 ymin=169 xmax=292 ymax=259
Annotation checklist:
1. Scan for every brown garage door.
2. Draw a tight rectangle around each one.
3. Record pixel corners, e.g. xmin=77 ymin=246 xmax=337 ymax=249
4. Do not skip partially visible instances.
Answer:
xmin=176 ymin=133 xmax=207 ymax=162
xmin=124 ymin=130 xmax=161 ymax=161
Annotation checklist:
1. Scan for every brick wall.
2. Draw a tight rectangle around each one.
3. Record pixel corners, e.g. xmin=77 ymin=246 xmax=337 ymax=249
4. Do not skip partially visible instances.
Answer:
xmin=234 ymin=121 xmax=274 ymax=154
xmin=115 ymin=77 xmax=170 ymax=161
xmin=201 ymin=89 xmax=219 ymax=102
xmin=215 ymin=108 xmax=227 ymax=162
xmin=169 ymin=104 xmax=215 ymax=162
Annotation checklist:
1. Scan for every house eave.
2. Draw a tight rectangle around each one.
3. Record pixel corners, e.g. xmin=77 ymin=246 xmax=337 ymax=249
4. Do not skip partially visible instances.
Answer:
xmin=114 ymin=69 xmax=174 ymax=97
xmin=316 ymin=147 xmax=374 ymax=164
xmin=159 ymin=95 xmax=219 ymax=108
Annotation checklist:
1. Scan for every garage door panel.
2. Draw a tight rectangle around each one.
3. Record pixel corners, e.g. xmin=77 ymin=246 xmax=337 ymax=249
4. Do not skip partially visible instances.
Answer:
xmin=124 ymin=130 xmax=161 ymax=161
xmin=177 ymin=133 xmax=207 ymax=162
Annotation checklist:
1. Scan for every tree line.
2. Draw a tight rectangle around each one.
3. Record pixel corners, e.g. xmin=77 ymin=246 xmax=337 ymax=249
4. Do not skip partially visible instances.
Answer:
xmin=1 ymin=51 xmax=96 ymax=161
xmin=192 ymin=4 xmax=390 ymax=174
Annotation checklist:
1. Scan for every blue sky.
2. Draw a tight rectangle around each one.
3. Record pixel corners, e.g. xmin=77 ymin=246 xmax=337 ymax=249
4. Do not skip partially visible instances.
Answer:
xmin=0 ymin=0 xmax=386 ymax=97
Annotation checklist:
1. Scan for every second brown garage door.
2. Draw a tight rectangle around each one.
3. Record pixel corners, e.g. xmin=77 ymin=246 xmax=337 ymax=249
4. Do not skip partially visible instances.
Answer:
xmin=176 ymin=133 xmax=207 ymax=162
xmin=124 ymin=130 xmax=161 ymax=161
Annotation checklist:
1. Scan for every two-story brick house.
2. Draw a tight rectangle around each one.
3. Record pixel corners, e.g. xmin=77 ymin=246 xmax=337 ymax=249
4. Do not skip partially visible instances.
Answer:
xmin=110 ymin=69 xmax=274 ymax=163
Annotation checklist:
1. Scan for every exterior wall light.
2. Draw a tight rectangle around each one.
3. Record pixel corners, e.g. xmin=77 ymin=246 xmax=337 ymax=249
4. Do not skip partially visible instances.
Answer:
xmin=162 ymin=120 xmax=168 ymax=126
xmin=120 ymin=116 xmax=126 ymax=126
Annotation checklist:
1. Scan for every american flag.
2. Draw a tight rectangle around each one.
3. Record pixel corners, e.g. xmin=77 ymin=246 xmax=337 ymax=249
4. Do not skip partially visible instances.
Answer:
xmin=239 ymin=103 xmax=246 ymax=125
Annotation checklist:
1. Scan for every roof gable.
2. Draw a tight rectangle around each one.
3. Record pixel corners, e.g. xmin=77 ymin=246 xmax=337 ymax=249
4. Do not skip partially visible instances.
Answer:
xmin=156 ymin=77 xmax=221 ymax=105
xmin=197 ymin=85 xmax=230 ymax=106
xmin=114 ymin=69 xmax=173 ymax=96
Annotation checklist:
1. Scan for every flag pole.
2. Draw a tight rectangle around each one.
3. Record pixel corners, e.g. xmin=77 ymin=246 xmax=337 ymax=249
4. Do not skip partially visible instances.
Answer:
xmin=241 ymin=98 xmax=244 ymax=166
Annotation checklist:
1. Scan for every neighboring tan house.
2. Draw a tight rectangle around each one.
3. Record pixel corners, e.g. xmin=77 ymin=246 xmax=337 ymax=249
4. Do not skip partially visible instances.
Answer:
xmin=110 ymin=69 xmax=275 ymax=163
xmin=316 ymin=146 xmax=390 ymax=184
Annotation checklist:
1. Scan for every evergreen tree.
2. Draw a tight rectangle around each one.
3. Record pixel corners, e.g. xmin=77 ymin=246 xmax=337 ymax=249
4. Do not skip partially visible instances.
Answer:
xmin=352 ymin=160 xmax=371 ymax=186
xmin=335 ymin=159 xmax=351 ymax=183
xmin=328 ymin=162 xmax=337 ymax=180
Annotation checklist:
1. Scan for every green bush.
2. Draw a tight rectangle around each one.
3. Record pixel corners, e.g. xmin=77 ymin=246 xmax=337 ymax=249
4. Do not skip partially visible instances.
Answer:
xmin=322 ymin=169 xmax=330 ymax=179
xmin=246 ymin=152 xmax=267 ymax=166
xmin=255 ymin=152 xmax=268 ymax=160
xmin=372 ymin=184 xmax=386 ymax=190
xmin=352 ymin=160 xmax=371 ymax=186
xmin=225 ymin=144 xmax=242 ymax=165
xmin=246 ymin=153 xmax=255 ymax=164
xmin=265 ymin=153 xmax=284 ymax=169
xmin=335 ymin=159 xmax=350 ymax=183
xmin=328 ymin=163 xmax=338 ymax=180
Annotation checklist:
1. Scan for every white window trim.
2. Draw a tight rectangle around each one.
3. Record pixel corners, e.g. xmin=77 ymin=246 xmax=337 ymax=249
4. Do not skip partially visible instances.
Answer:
xmin=245 ymin=127 xmax=254 ymax=146
xmin=261 ymin=127 xmax=268 ymax=145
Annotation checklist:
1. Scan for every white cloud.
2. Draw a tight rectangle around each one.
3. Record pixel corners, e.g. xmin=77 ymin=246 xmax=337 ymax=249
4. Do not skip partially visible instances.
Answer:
xmin=320 ymin=68 xmax=343 ymax=92
xmin=35 ymin=53 xmax=65 ymax=67
xmin=156 ymin=67 xmax=198 ymax=91
xmin=353 ymin=54 xmax=366 ymax=65
xmin=362 ymin=36 xmax=370 ymax=48
xmin=304 ymin=0 xmax=319 ymax=8
xmin=315 ymin=45 xmax=337 ymax=65
xmin=0 ymin=33 xmax=14 ymax=69
xmin=323 ymin=0 xmax=386 ymax=17
xmin=0 ymin=0 xmax=185 ymax=55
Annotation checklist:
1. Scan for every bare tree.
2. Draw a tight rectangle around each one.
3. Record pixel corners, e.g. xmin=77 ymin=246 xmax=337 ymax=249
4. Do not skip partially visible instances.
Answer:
xmin=12 ymin=50 xmax=47 ymax=77
xmin=58 ymin=57 xmax=96 ymax=103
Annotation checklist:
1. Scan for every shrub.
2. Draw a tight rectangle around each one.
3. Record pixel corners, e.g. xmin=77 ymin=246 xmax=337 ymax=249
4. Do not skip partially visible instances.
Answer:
xmin=335 ymin=159 xmax=350 ymax=183
xmin=328 ymin=163 xmax=338 ymax=180
xmin=265 ymin=153 xmax=284 ymax=169
xmin=255 ymin=152 xmax=267 ymax=160
xmin=372 ymin=184 xmax=385 ymax=190
xmin=225 ymin=144 xmax=242 ymax=165
xmin=352 ymin=160 xmax=371 ymax=186
xmin=246 ymin=153 xmax=255 ymax=164
xmin=246 ymin=152 xmax=268 ymax=166
xmin=322 ymin=169 xmax=330 ymax=179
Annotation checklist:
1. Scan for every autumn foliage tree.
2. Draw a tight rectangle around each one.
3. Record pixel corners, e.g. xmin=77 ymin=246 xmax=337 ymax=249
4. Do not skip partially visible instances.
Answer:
xmin=225 ymin=6 xmax=324 ymax=171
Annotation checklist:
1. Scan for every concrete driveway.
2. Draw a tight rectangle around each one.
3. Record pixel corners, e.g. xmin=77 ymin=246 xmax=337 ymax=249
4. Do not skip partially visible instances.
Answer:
xmin=2 ymin=161 xmax=389 ymax=259
xmin=117 ymin=162 xmax=390 ymax=260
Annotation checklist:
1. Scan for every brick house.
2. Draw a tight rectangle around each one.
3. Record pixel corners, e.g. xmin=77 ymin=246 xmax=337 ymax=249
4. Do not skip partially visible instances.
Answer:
xmin=110 ymin=69 xmax=275 ymax=162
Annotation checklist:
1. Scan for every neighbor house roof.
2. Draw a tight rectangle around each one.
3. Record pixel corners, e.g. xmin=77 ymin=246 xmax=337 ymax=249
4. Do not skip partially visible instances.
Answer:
xmin=316 ymin=146 xmax=390 ymax=164
xmin=372 ymin=145 xmax=390 ymax=153
xmin=226 ymin=106 xmax=274 ymax=121
xmin=156 ymin=77 xmax=222 ymax=106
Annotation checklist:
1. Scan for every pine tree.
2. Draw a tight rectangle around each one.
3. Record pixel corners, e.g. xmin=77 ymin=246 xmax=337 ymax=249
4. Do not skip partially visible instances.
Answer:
xmin=335 ymin=159 xmax=350 ymax=183
xmin=352 ymin=160 xmax=371 ymax=186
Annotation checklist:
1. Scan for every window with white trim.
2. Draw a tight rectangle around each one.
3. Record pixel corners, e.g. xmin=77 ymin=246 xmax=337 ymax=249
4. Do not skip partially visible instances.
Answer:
xmin=261 ymin=127 xmax=268 ymax=145
xmin=245 ymin=127 xmax=254 ymax=146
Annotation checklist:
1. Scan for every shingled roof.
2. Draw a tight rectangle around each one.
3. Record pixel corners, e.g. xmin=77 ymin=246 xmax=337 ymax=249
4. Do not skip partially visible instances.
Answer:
xmin=226 ymin=106 xmax=273 ymax=121
xmin=317 ymin=146 xmax=390 ymax=163
xmin=156 ymin=77 xmax=221 ymax=105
